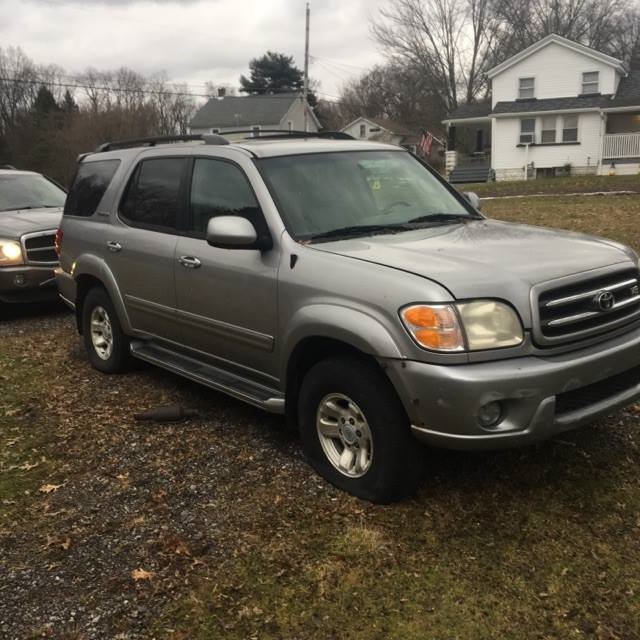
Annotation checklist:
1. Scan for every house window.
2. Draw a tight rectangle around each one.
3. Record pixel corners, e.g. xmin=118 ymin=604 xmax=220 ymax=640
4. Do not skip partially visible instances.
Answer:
xmin=520 ymin=118 xmax=535 ymax=144
xmin=359 ymin=123 xmax=367 ymax=138
xmin=251 ymin=125 xmax=261 ymax=138
xmin=541 ymin=116 xmax=556 ymax=143
xmin=287 ymin=121 xmax=293 ymax=132
xmin=562 ymin=115 xmax=578 ymax=142
xmin=582 ymin=71 xmax=599 ymax=94
xmin=211 ymin=128 xmax=220 ymax=134
xmin=519 ymin=77 xmax=535 ymax=99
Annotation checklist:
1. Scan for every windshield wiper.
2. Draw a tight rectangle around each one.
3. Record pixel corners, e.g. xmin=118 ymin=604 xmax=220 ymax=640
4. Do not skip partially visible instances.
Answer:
xmin=307 ymin=223 xmax=412 ymax=243
xmin=407 ymin=212 xmax=482 ymax=225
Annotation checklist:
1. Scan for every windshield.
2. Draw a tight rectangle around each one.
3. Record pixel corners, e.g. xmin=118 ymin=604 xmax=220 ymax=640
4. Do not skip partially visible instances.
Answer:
xmin=0 ymin=174 xmax=66 ymax=212
xmin=259 ymin=150 xmax=476 ymax=241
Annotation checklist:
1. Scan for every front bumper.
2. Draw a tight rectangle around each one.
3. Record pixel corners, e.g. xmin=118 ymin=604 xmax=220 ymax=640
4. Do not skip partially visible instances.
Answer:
xmin=384 ymin=326 xmax=640 ymax=450
xmin=0 ymin=265 xmax=59 ymax=303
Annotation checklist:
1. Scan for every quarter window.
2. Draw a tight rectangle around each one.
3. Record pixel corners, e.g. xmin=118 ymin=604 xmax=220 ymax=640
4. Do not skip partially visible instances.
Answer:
xmin=519 ymin=118 xmax=535 ymax=144
xmin=562 ymin=115 xmax=578 ymax=142
xmin=518 ymin=77 xmax=535 ymax=99
xmin=120 ymin=158 xmax=186 ymax=230
xmin=582 ymin=71 xmax=599 ymax=94
xmin=189 ymin=158 xmax=260 ymax=235
xmin=541 ymin=116 xmax=556 ymax=143
xmin=64 ymin=160 xmax=120 ymax=217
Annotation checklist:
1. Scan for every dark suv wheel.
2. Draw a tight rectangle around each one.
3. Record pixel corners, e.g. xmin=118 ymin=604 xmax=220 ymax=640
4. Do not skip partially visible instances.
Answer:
xmin=298 ymin=356 xmax=423 ymax=503
xmin=82 ymin=287 xmax=132 ymax=373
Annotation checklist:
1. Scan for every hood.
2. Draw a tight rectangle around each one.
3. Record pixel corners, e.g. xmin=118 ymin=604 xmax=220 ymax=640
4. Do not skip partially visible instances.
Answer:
xmin=0 ymin=208 xmax=62 ymax=237
xmin=311 ymin=219 xmax=636 ymax=324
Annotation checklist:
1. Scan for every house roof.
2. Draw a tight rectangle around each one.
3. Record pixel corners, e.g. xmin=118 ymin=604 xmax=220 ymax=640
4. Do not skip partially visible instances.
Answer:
xmin=190 ymin=93 xmax=313 ymax=129
xmin=492 ymin=94 xmax=614 ymax=115
xmin=486 ymin=33 xmax=627 ymax=79
xmin=610 ymin=67 xmax=640 ymax=108
xmin=446 ymin=101 xmax=492 ymax=121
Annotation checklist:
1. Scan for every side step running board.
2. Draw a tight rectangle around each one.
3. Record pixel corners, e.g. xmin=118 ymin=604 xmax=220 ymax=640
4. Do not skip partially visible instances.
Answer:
xmin=130 ymin=340 xmax=285 ymax=413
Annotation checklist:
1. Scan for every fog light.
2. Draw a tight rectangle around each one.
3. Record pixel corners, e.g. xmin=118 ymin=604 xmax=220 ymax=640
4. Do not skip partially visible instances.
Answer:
xmin=13 ymin=274 xmax=26 ymax=286
xmin=477 ymin=401 xmax=502 ymax=428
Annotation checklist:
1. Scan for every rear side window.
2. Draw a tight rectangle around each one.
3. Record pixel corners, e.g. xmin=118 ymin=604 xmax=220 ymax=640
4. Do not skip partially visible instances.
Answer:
xmin=64 ymin=159 xmax=120 ymax=217
xmin=120 ymin=158 xmax=185 ymax=231
xmin=189 ymin=158 xmax=260 ymax=235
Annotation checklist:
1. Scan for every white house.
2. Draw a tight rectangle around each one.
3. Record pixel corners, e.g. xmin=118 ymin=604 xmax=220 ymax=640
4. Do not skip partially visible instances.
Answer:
xmin=190 ymin=93 xmax=320 ymax=140
xmin=341 ymin=116 xmax=420 ymax=151
xmin=443 ymin=34 xmax=640 ymax=182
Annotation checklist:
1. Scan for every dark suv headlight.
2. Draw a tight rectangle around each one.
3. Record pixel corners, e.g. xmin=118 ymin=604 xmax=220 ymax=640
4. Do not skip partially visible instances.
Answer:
xmin=0 ymin=239 xmax=23 ymax=266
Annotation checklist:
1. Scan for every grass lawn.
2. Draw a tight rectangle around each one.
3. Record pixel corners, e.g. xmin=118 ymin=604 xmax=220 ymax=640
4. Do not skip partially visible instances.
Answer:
xmin=482 ymin=194 xmax=640 ymax=252
xmin=2 ymin=193 xmax=640 ymax=639
xmin=462 ymin=174 xmax=639 ymax=198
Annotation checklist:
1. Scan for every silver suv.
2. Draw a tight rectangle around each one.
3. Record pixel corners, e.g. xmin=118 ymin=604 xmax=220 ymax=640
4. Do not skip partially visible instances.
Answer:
xmin=55 ymin=132 xmax=640 ymax=502
xmin=0 ymin=167 xmax=65 ymax=305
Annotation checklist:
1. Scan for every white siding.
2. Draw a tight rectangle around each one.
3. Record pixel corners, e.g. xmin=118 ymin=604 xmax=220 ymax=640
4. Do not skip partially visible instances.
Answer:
xmin=492 ymin=112 xmax=602 ymax=175
xmin=280 ymin=99 xmax=319 ymax=132
xmin=342 ymin=118 xmax=404 ymax=144
xmin=492 ymin=42 xmax=618 ymax=106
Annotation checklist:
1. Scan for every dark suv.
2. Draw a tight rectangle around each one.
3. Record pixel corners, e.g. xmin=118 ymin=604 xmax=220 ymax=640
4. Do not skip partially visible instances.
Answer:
xmin=0 ymin=168 xmax=65 ymax=305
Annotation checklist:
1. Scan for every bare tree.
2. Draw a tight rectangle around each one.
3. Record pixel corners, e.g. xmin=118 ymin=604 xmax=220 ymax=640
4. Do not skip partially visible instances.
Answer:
xmin=372 ymin=0 xmax=496 ymax=111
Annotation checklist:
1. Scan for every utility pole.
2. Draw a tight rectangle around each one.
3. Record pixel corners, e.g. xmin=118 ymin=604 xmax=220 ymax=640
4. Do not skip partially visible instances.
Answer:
xmin=303 ymin=2 xmax=310 ymax=132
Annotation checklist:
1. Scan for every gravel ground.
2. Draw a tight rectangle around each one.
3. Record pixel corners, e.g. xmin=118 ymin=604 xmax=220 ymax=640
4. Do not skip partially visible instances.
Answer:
xmin=0 ymin=306 xmax=323 ymax=639
xmin=2 ymin=303 xmax=640 ymax=640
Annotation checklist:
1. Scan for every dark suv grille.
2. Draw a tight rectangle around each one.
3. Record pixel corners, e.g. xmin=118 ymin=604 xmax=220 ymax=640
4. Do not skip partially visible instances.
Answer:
xmin=21 ymin=230 xmax=58 ymax=265
xmin=536 ymin=267 xmax=640 ymax=344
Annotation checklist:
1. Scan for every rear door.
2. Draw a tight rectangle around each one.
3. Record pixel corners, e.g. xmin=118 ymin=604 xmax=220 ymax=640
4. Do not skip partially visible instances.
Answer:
xmin=173 ymin=156 xmax=280 ymax=378
xmin=105 ymin=155 xmax=189 ymax=342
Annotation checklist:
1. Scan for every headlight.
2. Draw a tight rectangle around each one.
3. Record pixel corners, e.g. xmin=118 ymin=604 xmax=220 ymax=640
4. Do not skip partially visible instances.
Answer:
xmin=0 ymin=239 xmax=23 ymax=266
xmin=400 ymin=301 xmax=523 ymax=352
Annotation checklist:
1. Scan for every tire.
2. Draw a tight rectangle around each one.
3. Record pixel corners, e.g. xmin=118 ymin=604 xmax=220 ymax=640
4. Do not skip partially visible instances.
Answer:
xmin=298 ymin=356 xmax=423 ymax=503
xmin=82 ymin=286 xmax=132 ymax=373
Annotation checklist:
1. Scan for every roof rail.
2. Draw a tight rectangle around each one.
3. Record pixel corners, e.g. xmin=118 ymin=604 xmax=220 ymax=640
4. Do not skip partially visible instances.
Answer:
xmin=221 ymin=129 xmax=354 ymax=140
xmin=0 ymin=164 xmax=16 ymax=170
xmin=94 ymin=133 xmax=229 ymax=153
xmin=93 ymin=129 xmax=354 ymax=153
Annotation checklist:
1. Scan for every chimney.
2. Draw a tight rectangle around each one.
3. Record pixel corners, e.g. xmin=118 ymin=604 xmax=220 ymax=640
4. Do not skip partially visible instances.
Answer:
xmin=218 ymin=87 xmax=226 ymax=98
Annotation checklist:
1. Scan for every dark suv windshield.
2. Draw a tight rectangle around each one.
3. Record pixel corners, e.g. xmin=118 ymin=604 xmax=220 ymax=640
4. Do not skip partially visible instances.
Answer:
xmin=259 ymin=150 xmax=475 ymax=241
xmin=0 ymin=174 xmax=66 ymax=212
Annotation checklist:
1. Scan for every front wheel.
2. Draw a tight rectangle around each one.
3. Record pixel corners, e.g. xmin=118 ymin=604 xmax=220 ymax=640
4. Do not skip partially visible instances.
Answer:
xmin=82 ymin=287 xmax=132 ymax=373
xmin=298 ymin=356 xmax=423 ymax=503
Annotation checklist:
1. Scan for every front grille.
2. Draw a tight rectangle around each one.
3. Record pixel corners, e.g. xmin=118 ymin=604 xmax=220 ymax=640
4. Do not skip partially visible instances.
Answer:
xmin=555 ymin=363 xmax=640 ymax=415
xmin=535 ymin=267 xmax=640 ymax=345
xmin=21 ymin=230 xmax=58 ymax=265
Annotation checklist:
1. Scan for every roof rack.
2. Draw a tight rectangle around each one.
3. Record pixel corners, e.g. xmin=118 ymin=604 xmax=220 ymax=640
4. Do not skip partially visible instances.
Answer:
xmin=220 ymin=129 xmax=354 ymax=140
xmin=0 ymin=164 xmax=16 ymax=170
xmin=93 ymin=129 xmax=354 ymax=153
xmin=95 ymin=134 xmax=229 ymax=153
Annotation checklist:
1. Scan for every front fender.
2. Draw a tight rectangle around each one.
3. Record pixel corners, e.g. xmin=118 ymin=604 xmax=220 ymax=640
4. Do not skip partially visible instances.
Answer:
xmin=71 ymin=253 xmax=133 ymax=334
xmin=280 ymin=303 xmax=405 ymax=380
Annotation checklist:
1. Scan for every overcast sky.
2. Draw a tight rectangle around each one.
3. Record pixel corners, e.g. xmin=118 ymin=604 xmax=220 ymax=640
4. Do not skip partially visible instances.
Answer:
xmin=0 ymin=0 xmax=388 ymax=100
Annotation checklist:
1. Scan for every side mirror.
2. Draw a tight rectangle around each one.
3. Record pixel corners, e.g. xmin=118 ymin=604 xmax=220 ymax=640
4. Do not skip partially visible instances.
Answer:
xmin=206 ymin=216 xmax=267 ymax=250
xmin=463 ymin=191 xmax=482 ymax=211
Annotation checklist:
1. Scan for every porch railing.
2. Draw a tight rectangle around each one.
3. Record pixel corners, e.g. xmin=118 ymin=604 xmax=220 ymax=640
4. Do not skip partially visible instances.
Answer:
xmin=603 ymin=132 xmax=640 ymax=159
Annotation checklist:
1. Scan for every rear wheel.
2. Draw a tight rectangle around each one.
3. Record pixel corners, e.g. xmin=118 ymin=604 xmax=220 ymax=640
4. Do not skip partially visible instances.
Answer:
xmin=298 ymin=356 xmax=423 ymax=503
xmin=82 ymin=287 xmax=132 ymax=373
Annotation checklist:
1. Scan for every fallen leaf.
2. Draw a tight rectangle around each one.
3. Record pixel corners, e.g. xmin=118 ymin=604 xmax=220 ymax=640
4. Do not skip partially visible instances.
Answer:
xmin=131 ymin=567 xmax=154 ymax=581
xmin=19 ymin=461 xmax=39 ymax=471
xmin=39 ymin=483 xmax=63 ymax=494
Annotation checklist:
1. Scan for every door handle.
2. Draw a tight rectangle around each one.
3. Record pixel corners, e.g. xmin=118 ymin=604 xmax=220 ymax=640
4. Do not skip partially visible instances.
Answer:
xmin=178 ymin=255 xmax=202 ymax=269
xmin=107 ymin=241 xmax=122 ymax=253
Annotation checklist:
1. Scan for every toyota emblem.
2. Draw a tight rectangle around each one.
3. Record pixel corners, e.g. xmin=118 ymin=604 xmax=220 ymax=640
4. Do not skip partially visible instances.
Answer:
xmin=595 ymin=290 xmax=615 ymax=311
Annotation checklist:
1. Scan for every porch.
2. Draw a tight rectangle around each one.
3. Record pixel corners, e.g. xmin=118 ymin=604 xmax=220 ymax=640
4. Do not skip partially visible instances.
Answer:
xmin=601 ymin=111 xmax=640 ymax=174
